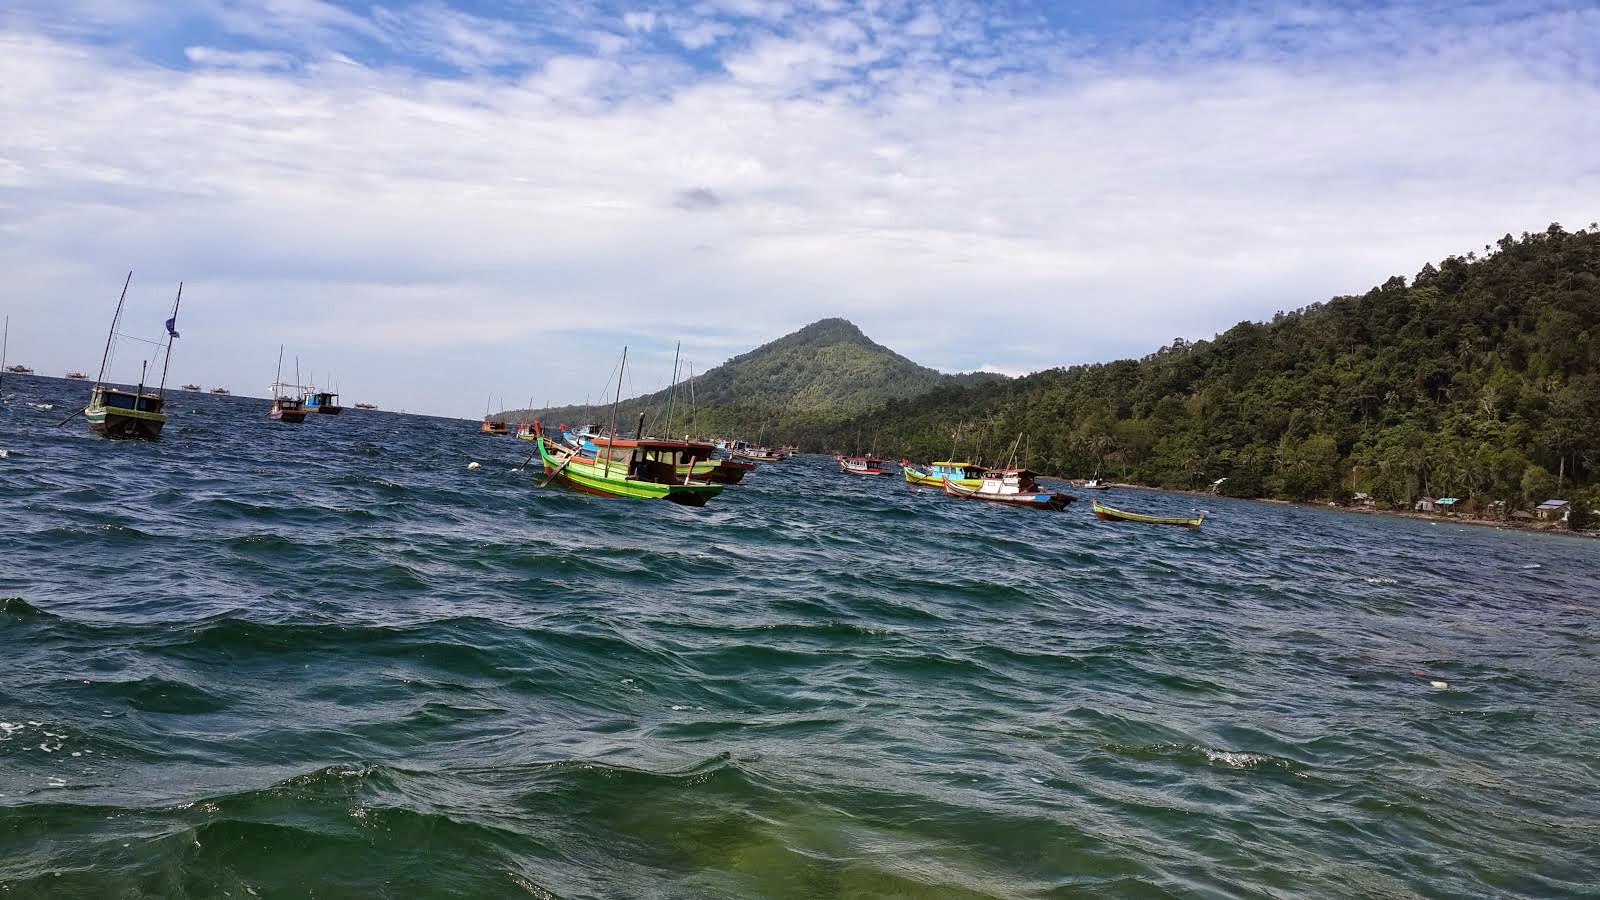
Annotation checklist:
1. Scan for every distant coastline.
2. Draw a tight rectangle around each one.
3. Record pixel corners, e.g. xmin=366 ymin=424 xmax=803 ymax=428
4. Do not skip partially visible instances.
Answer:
xmin=1069 ymin=479 xmax=1599 ymax=540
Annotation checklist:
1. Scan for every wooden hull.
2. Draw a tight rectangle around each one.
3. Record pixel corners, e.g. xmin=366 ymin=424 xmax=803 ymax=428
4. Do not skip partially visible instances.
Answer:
xmin=313 ymin=406 xmax=343 ymax=416
xmin=86 ymin=406 xmax=166 ymax=439
xmin=1092 ymin=500 xmax=1204 ymax=528
xmin=688 ymin=459 xmax=753 ymax=484
xmin=535 ymin=432 xmax=723 ymax=506
xmin=942 ymin=478 xmax=1074 ymax=510
xmin=270 ymin=401 xmax=307 ymax=423
xmin=482 ymin=421 xmax=509 ymax=435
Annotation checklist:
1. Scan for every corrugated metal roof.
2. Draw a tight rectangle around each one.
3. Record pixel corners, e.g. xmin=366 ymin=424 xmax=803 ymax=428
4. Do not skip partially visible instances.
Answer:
xmin=1537 ymin=499 xmax=1570 ymax=509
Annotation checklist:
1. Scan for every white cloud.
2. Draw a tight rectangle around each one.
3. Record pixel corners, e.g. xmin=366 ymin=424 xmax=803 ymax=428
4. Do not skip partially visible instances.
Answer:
xmin=184 ymin=45 xmax=294 ymax=69
xmin=0 ymin=2 xmax=1597 ymax=415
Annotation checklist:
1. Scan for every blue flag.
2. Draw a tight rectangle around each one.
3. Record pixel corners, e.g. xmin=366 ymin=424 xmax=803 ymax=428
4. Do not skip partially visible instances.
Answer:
xmin=165 ymin=317 xmax=180 ymax=338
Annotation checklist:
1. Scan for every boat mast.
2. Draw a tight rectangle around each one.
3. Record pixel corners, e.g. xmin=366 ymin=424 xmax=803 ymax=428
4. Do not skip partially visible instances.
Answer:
xmin=274 ymin=345 xmax=284 ymax=397
xmin=1 ymin=315 xmax=8 ymax=393
xmin=687 ymin=362 xmax=696 ymax=438
xmin=96 ymin=271 xmax=133 ymax=385
xmin=157 ymin=282 xmax=182 ymax=399
xmin=605 ymin=346 xmax=626 ymax=479
xmin=295 ymin=356 xmax=301 ymax=398
xmin=663 ymin=340 xmax=681 ymax=439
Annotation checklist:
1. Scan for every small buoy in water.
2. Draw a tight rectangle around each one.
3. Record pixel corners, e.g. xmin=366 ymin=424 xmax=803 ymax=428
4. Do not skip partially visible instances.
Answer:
xmin=466 ymin=461 xmax=481 ymax=470
xmin=0 ymin=449 xmax=8 ymax=458
xmin=1430 ymin=680 xmax=1448 ymax=689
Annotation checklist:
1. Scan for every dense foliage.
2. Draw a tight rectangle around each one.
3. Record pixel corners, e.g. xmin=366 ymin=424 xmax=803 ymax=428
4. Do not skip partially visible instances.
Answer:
xmin=805 ymin=225 xmax=1599 ymax=513
xmin=513 ymin=225 xmax=1599 ymax=517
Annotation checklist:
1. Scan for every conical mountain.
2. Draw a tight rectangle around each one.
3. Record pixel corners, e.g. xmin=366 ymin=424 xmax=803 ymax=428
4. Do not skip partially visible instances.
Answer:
xmin=513 ymin=318 xmax=996 ymax=433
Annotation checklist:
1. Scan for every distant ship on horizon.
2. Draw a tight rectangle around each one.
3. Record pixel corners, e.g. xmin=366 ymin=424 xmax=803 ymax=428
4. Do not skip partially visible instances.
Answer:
xmin=210 ymin=386 xmax=230 ymax=395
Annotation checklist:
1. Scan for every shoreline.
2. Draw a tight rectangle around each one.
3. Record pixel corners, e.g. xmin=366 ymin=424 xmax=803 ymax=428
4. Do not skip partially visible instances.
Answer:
xmin=1053 ymin=478 xmax=1597 ymax=540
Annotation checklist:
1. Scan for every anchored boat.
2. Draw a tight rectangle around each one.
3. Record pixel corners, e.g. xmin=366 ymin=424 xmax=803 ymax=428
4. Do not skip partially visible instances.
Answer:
xmin=942 ymin=468 xmax=1075 ymax=511
xmin=304 ymin=389 xmax=343 ymax=415
xmin=729 ymin=440 xmax=782 ymax=461
xmin=903 ymin=459 xmax=985 ymax=489
xmin=81 ymin=273 xmax=184 ymax=440
xmin=839 ymin=455 xmax=892 ymax=476
xmin=562 ymin=426 xmax=751 ymax=484
xmin=533 ymin=421 xmax=724 ymax=505
xmin=268 ymin=346 xmax=306 ymax=423
xmin=1092 ymin=500 xmax=1205 ymax=528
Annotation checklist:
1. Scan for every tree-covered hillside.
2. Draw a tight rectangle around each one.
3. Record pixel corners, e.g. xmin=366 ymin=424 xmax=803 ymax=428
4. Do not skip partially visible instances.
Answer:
xmin=507 ymin=317 xmax=1000 ymax=434
xmin=801 ymin=224 xmax=1600 ymax=516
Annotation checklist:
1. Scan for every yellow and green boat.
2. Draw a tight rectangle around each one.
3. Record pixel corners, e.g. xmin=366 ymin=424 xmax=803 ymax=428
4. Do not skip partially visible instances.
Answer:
xmin=1092 ymin=499 xmax=1205 ymax=529
xmin=533 ymin=423 xmax=725 ymax=506
xmin=82 ymin=273 xmax=182 ymax=440
xmin=903 ymin=459 xmax=985 ymax=490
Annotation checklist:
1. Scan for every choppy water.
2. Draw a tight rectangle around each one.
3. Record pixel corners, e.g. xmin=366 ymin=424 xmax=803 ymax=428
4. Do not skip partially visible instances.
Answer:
xmin=3 ymin=374 xmax=1598 ymax=898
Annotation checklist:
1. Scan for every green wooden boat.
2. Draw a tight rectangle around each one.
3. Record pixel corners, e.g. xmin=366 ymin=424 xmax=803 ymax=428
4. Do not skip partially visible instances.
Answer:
xmin=533 ymin=423 xmax=724 ymax=506
xmin=903 ymin=459 xmax=984 ymax=489
xmin=1092 ymin=499 xmax=1205 ymax=528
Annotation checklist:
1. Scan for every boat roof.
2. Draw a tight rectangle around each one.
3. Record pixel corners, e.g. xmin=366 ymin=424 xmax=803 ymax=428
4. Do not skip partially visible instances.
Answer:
xmin=983 ymin=467 xmax=1037 ymax=476
xmin=591 ymin=436 xmax=714 ymax=450
xmin=931 ymin=460 xmax=977 ymax=467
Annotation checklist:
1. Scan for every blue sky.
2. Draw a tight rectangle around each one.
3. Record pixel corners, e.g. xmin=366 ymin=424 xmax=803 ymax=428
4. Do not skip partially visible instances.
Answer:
xmin=2 ymin=0 xmax=1597 ymax=415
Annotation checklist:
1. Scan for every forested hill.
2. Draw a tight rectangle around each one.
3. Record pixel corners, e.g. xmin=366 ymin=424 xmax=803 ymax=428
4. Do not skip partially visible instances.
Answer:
xmin=508 ymin=317 xmax=1001 ymax=430
xmin=805 ymin=224 xmax=1600 ymax=513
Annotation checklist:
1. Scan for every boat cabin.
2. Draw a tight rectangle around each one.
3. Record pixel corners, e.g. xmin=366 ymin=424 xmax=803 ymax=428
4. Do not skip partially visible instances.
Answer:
xmin=929 ymin=461 xmax=984 ymax=480
xmin=93 ymin=385 xmax=164 ymax=414
xmin=978 ymin=468 xmax=1043 ymax=496
xmin=588 ymin=438 xmax=715 ymax=483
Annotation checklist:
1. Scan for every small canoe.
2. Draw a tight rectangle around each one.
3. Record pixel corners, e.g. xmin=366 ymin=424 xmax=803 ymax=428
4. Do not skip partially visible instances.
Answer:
xmin=1092 ymin=499 xmax=1204 ymax=528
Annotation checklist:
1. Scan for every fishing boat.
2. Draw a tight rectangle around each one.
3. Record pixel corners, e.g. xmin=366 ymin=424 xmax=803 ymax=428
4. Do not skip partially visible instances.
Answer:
xmin=6 ymin=364 xmax=31 ymax=374
xmin=481 ymin=397 xmax=508 ymax=434
xmin=564 ymin=427 xmax=751 ymax=484
xmin=267 ymin=346 xmax=306 ymax=423
xmin=354 ymin=402 xmax=377 ymax=409
xmin=211 ymin=386 xmax=230 ymax=395
xmin=303 ymin=389 xmax=343 ymax=415
xmin=729 ymin=440 xmax=782 ymax=461
xmin=903 ymin=459 xmax=985 ymax=489
xmin=180 ymin=382 xmax=199 ymax=390
xmin=941 ymin=468 xmax=1075 ymax=511
xmin=82 ymin=273 xmax=183 ymax=440
xmin=534 ymin=423 xmax=725 ymax=504
xmin=1092 ymin=500 xmax=1205 ymax=528
xmin=839 ymin=455 xmax=892 ymax=476
xmin=69 ymin=372 xmax=90 ymax=380
xmin=1080 ymin=478 xmax=1111 ymax=490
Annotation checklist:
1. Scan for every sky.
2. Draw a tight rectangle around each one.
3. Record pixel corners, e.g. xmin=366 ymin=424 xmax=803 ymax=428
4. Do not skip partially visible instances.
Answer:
xmin=1 ymin=0 xmax=1597 ymax=416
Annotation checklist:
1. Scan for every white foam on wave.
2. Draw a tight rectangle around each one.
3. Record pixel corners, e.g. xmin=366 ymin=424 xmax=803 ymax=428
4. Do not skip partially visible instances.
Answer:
xmin=1203 ymin=749 xmax=1271 ymax=768
xmin=1520 ymin=564 xmax=1542 ymax=570
xmin=1362 ymin=576 xmax=1398 ymax=585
